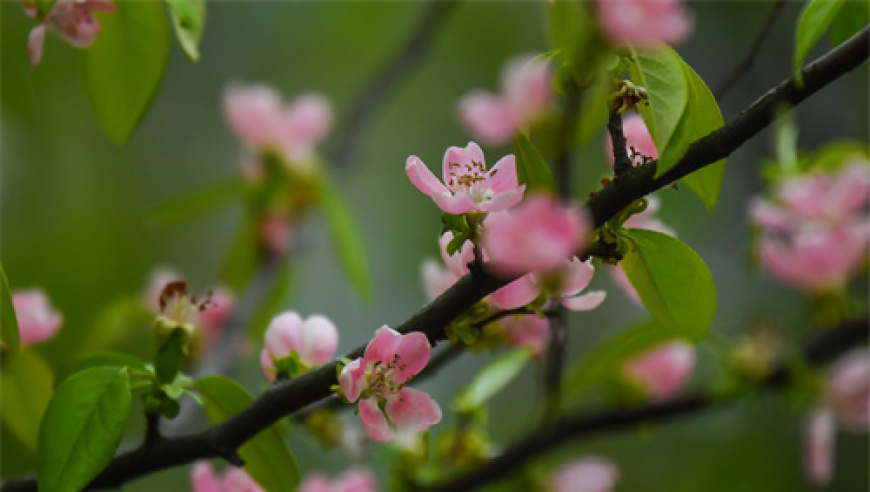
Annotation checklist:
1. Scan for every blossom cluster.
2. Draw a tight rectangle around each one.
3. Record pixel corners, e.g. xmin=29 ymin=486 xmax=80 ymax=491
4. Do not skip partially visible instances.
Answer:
xmin=21 ymin=0 xmax=115 ymax=65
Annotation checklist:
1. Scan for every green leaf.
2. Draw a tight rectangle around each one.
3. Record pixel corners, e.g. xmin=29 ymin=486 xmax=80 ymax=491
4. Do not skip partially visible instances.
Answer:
xmin=629 ymin=46 xmax=689 ymax=170
xmin=154 ymin=329 xmax=186 ymax=384
xmin=55 ymin=352 xmax=147 ymax=387
xmin=513 ymin=133 xmax=556 ymax=193
xmin=165 ymin=0 xmax=205 ymax=61
xmin=320 ymin=180 xmax=372 ymax=301
xmin=828 ymin=1 xmax=870 ymax=47
xmin=148 ymin=177 xmax=244 ymax=226
xmin=576 ymin=70 xmax=611 ymax=145
xmin=456 ymin=348 xmax=532 ymax=412
xmin=801 ymin=140 xmax=870 ymax=172
xmin=0 ymin=264 xmax=20 ymax=355
xmin=83 ymin=1 xmax=171 ymax=144
xmin=1 ymin=351 xmax=54 ymax=451
xmin=77 ymin=298 xmax=154 ymax=359
xmin=671 ymin=62 xmax=727 ymax=211
xmin=795 ymin=0 xmax=847 ymax=75
xmin=621 ymin=229 xmax=716 ymax=342
xmin=195 ymin=376 xmax=300 ymax=492
xmin=38 ymin=367 xmax=131 ymax=492
xmin=561 ymin=319 xmax=681 ymax=402
xmin=35 ymin=0 xmax=56 ymax=17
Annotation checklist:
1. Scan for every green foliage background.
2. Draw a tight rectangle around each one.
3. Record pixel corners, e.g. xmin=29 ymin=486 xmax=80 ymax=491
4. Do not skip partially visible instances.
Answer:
xmin=1 ymin=2 xmax=867 ymax=490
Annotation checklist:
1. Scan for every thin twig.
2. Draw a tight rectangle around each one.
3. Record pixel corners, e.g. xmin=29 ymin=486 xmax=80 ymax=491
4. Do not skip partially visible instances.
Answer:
xmin=607 ymin=111 xmax=633 ymax=178
xmin=714 ymin=0 xmax=787 ymax=100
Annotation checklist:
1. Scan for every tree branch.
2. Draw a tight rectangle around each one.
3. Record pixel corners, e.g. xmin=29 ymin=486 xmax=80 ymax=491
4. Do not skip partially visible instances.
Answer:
xmin=3 ymin=24 xmax=866 ymax=492
xmin=418 ymin=318 xmax=869 ymax=492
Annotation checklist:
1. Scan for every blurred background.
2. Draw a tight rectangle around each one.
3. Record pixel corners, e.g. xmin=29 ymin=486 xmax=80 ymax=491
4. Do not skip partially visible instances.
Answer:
xmin=2 ymin=1 xmax=867 ymax=491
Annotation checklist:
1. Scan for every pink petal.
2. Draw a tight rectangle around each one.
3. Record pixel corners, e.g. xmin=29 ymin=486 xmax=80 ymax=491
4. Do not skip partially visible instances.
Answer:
xmin=501 ymin=55 xmax=553 ymax=122
xmin=479 ymin=185 xmax=525 ymax=213
xmin=190 ymin=462 xmax=222 ymax=492
xmin=28 ymin=24 xmax=46 ymax=66
xmin=827 ymin=348 xmax=870 ymax=430
xmin=331 ymin=468 xmax=378 ymax=492
xmin=457 ymin=92 xmax=519 ymax=145
xmin=442 ymin=142 xmax=486 ymax=184
xmin=622 ymin=340 xmax=695 ymax=401
xmin=609 ymin=265 xmax=642 ymax=305
xmin=421 ymin=259 xmax=458 ymax=301
xmin=393 ymin=332 xmax=431 ymax=382
xmin=300 ymin=314 xmax=339 ymax=366
xmin=299 ymin=473 xmax=331 ymax=492
xmin=13 ymin=289 xmax=62 ymax=346
xmin=278 ymin=93 xmax=332 ymax=159
xmin=264 ymin=311 xmax=305 ymax=360
xmin=804 ymin=407 xmax=835 ymax=486
xmin=501 ymin=315 xmax=549 ymax=356
xmin=489 ymin=274 xmax=540 ymax=310
xmin=358 ymin=397 xmax=394 ymax=442
xmin=385 ymin=387 xmax=442 ymax=433
xmin=561 ymin=291 xmax=607 ymax=311
xmin=339 ymin=358 xmax=366 ymax=402
xmin=406 ymin=156 xmax=449 ymax=197
xmin=439 ymin=232 xmax=475 ymax=278
xmin=363 ymin=326 xmax=403 ymax=367
xmin=222 ymin=84 xmax=282 ymax=147
xmin=487 ymin=155 xmax=519 ymax=193
xmin=431 ymin=192 xmax=477 ymax=215
xmin=551 ymin=456 xmax=620 ymax=492
xmin=560 ymin=257 xmax=595 ymax=296
xmin=222 ymin=467 xmax=265 ymax=492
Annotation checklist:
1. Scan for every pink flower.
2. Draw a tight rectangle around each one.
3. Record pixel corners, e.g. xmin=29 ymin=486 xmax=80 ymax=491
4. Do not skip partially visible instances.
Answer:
xmin=260 ymin=311 xmax=338 ymax=380
xmin=596 ymin=0 xmax=693 ymax=48
xmin=406 ymin=142 xmax=525 ymax=215
xmin=803 ymin=349 xmax=870 ymax=485
xmin=605 ymin=115 xmax=658 ymax=167
xmin=498 ymin=315 xmax=550 ymax=356
xmin=223 ymin=84 xmax=332 ymax=165
xmin=489 ymin=257 xmax=606 ymax=312
xmin=12 ymin=289 xmax=62 ymax=346
xmin=338 ymin=326 xmax=441 ymax=442
xmin=622 ymin=340 xmax=695 ymax=401
xmin=482 ymin=193 xmax=590 ymax=276
xmin=551 ymin=456 xmax=620 ymax=492
xmin=421 ymin=232 xmax=476 ymax=301
xmin=190 ymin=461 xmax=263 ymax=492
xmin=22 ymin=0 xmax=115 ymax=65
xmin=458 ymin=54 xmax=553 ymax=145
xmin=299 ymin=467 xmax=377 ymax=492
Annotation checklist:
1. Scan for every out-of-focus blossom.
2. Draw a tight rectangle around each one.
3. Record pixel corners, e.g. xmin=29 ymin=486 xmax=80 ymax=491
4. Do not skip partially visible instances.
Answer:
xmin=622 ymin=340 xmax=695 ymax=401
xmin=550 ymin=456 xmax=620 ymax=492
xmin=339 ymin=326 xmax=441 ymax=442
xmin=605 ymin=115 xmax=658 ymax=167
xmin=260 ymin=311 xmax=338 ymax=380
xmin=299 ymin=467 xmax=378 ymax=492
xmin=406 ymin=142 xmax=525 ymax=215
xmin=223 ymin=84 xmax=332 ymax=165
xmin=498 ymin=314 xmax=550 ymax=356
xmin=489 ymin=257 xmax=606 ymax=312
xmin=749 ymin=162 xmax=870 ymax=291
xmin=12 ymin=289 xmax=62 ymax=346
xmin=190 ymin=461 xmax=263 ymax=492
xmin=22 ymin=0 xmax=115 ymax=65
xmin=482 ymin=193 xmax=590 ymax=277
xmin=596 ymin=0 xmax=693 ymax=48
xmin=458 ymin=54 xmax=553 ymax=145
xmin=803 ymin=349 xmax=870 ymax=485
xmin=421 ymin=232 xmax=474 ymax=301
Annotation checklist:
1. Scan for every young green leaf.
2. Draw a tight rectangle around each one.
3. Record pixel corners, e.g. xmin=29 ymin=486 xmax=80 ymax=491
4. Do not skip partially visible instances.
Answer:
xmin=0 ymin=264 xmax=20 ymax=355
xmin=165 ymin=0 xmax=205 ymax=61
xmin=513 ymin=132 xmax=556 ymax=193
xmin=1 ymin=351 xmax=54 ymax=451
xmin=629 ymin=46 xmax=689 ymax=164
xmin=147 ymin=177 xmax=244 ymax=226
xmin=37 ymin=367 xmax=131 ymax=492
xmin=828 ymin=0 xmax=870 ymax=47
xmin=575 ymin=70 xmax=611 ymax=146
xmin=456 ymin=348 xmax=532 ymax=412
xmin=561 ymin=319 xmax=680 ymax=403
xmin=621 ymin=229 xmax=716 ymax=342
xmin=55 ymin=352 xmax=148 ymax=387
xmin=76 ymin=298 xmax=155 ymax=360
xmin=83 ymin=1 xmax=171 ymax=144
xmin=320 ymin=180 xmax=372 ymax=301
xmin=195 ymin=376 xmax=300 ymax=492
xmin=35 ymin=0 xmax=57 ymax=17
xmin=154 ymin=329 xmax=187 ymax=384
xmin=794 ymin=0 xmax=847 ymax=76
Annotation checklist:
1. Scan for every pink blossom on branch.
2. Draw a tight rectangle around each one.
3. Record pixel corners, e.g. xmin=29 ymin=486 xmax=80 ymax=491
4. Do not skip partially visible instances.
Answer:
xmin=260 ymin=311 xmax=338 ymax=380
xmin=482 ymin=193 xmax=590 ymax=277
xmin=12 ymin=289 xmax=62 ymax=346
xmin=190 ymin=461 xmax=263 ymax=492
xmin=596 ymin=0 xmax=693 ymax=48
xmin=22 ymin=0 xmax=115 ymax=65
xmin=406 ymin=142 xmax=525 ymax=215
xmin=488 ymin=257 xmax=606 ymax=312
xmin=621 ymin=340 xmax=695 ymax=401
xmin=458 ymin=54 xmax=554 ymax=145
xmin=551 ymin=456 xmax=620 ymax=492
xmin=605 ymin=115 xmax=658 ymax=168
xmin=338 ymin=326 xmax=441 ymax=442
xmin=300 ymin=467 xmax=378 ymax=492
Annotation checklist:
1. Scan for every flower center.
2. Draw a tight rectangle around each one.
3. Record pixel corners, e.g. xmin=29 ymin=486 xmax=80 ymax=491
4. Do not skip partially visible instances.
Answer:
xmin=365 ymin=354 xmax=408 ymax=399
xmin=446 ymin=160 xmax=498 ymax=204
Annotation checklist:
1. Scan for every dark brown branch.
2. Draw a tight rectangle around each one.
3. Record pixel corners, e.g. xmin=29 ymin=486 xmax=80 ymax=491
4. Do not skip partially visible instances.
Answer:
xmin=3 ymin=24 xmax=867 ymax=492
xmin=607 ymin=112 xmax=633 ymax=177
xmin=714 ymin=0 xmax=787 ymax=99
xmin=418 ymin=318 xmax=869 ymax=492
xmin=327 ymin=1 xmax=458 ymax=170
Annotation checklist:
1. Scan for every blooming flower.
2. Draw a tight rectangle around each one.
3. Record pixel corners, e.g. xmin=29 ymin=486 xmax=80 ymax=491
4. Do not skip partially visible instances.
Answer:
xmin=338 ymin=326 xmax=441 ymax=442
xmin=260 ymin=311 xmax=338 ymax=380
xmin=803 ymin=348 xmax=870 ymax=485
xmin=550 ymin=456 xmax=620 ymax=492
xmin=299 ymin=467 xmax=378 ymax=492
xmin=489 ymin=257 xmax=606 ymax=312
xmin=223 ymin=84 xmax=332 ymax=166
xmin=621 ymin=340 xmax=695 ymax=401
xmin=458 ymin=54 xmax=553 ymax=145
xmin=605 ymin=115 xmax=658 ymax=167
xmin=497 ymin=314 xmax=550 ymax=357
xmin=482 ymin=193 xmax=590 ymax=276
xmin=749 ymin=161 xmax=870 ymax=291
xmin=22 ymin=0 xmax=115 ymax=65
xmin=406 ymin=142 xmax=525 ymax=215
xmin=190 ymin=461 xmax=263 ymax=492
xmin=12 ymin=289 xmax=62 ymax=346
xmin=596 ymin=0 xmax=693 ymax=48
